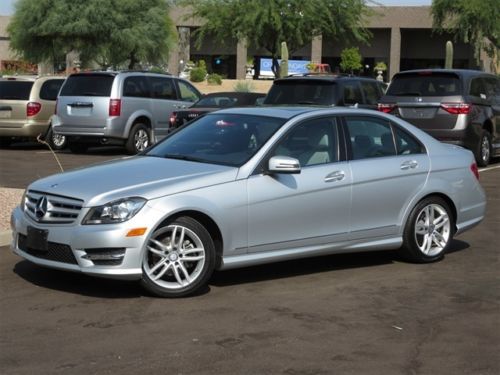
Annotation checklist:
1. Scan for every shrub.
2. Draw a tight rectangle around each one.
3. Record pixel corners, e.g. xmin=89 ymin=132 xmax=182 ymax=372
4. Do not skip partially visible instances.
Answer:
xmin=190 ymin=67 xmax=206 ymax=82
xmin=234 ymin=80 xmax=254 ymax=92
xmin=206 ymin=73 xmax=222 ymax=85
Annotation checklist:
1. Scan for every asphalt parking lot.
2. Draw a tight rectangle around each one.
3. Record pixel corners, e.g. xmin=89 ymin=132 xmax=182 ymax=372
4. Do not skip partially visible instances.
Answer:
xmin=1 ymin=144 xmax=499 ymax=375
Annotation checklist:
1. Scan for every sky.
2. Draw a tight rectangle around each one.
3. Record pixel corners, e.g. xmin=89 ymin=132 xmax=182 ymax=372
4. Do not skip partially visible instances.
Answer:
xmin=0 ymin=0 xmax=433 ymax=16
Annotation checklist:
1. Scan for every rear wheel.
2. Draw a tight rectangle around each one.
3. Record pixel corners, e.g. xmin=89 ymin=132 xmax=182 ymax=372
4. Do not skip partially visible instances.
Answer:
xmin=68 ymin=142 xmax=89 ymax=154
xmin=45 ymin=126 xmax=67 ymax=150
xmin=141 ymin=216 xmax=216 ymax=298
xmin=400 ymin=197 xmax=454 ymax=263
xmin=126 ymin=123 xmax=150 ymax=154
xmin=475 ymin=130 xmax=491 ymax=167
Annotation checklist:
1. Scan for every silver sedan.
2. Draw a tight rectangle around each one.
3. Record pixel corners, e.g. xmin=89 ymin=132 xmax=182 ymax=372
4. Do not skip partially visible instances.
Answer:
xmin=10 ymin=107 xmax=486 ymax=297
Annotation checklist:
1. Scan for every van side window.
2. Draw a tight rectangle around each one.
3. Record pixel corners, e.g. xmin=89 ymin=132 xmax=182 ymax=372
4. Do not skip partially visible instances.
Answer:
xmin=469 ymin=78 xmax=486 ymax=99
xmin=39 ymin=80 xmax=64 ymax=101
xmin=149 ymin=77 xmax=177 ymax=100
xmin=177 ymin=80 xmax=201 ymax=102
xmin=123 ymin=76 xmax=150 ymax=98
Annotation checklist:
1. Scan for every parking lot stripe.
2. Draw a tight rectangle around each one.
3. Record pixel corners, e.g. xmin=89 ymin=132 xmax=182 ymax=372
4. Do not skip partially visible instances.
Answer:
xmin=479 ymin=165 xmax=500 ymax=173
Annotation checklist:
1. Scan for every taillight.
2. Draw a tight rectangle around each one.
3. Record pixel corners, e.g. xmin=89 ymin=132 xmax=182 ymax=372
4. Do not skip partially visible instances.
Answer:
xmin=169 ymin=112 xmax=177 ymax=127
xmin=27 ymin=102 xmax=42 ymax=117
xmin=378 ymin=103 xmax=396 ymax=113
xmin=441 ymin=103 xmax=471 ymax=115
xmin=109 ymin=99 xmax=121 ymax=116
xmin=470 ymin=162 xmax=479 ymax=180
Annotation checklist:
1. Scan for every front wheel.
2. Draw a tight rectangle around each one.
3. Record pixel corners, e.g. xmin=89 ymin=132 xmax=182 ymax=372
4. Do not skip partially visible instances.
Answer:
xmin=400 ymin=197 xmax=454 ymax=263
xmin=45 ymin=126 xmax=67 ymax=150
xmin=141 ymin=216 xmax=216 ymax=297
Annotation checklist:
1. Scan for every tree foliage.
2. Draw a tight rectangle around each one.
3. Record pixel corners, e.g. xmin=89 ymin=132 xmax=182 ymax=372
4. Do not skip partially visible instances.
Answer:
xmin=181 ymin=0 xmax=371 ymax=77
xmin=8 ymin=0 xmax=176 ymax=69
xmin=431 ymin=0 xmax=499 ymax=61
xmin=340 ymin=47 xmax=362 ymax=74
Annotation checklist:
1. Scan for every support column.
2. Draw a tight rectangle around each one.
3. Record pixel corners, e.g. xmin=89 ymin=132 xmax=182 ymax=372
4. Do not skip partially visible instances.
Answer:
xmin=168 ymin=27 xmax=190 ymax=76
xmin=311 ymin=35 xmax=322 ymax=63
xmin=38 ymin=61 xmax=54 ymax=76
xmin=236 ymin=38 xmax=247 ymax=80
xmin=389 ymin=27 xmax=401 ymax=80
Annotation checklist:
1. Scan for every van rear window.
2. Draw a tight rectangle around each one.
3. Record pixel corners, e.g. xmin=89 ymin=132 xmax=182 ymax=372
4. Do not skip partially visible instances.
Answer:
xmin=387 ymin=73 xmax=461 ymax=96
xmin=60 ymin=74 xmax=115 ymax=97
xmin=0 ymin=81 xmax=33 ymax=100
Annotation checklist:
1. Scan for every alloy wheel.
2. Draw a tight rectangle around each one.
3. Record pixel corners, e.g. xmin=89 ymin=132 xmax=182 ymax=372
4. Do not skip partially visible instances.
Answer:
xmin=481 ymin=135 xmax=490 ymax=164
xmin=134 ymin=129 xmax=149 ymax=152
xmin=414 ymin=203 xmax=451 ymax=257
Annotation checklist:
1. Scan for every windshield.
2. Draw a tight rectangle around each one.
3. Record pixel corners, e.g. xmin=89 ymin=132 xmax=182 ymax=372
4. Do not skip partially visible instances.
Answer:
xmin=387 ymin=73 xmax=462 ymax=97
xmin=264 ymin=81 xmax=337 ymax=105
xmin=146 ymin=113 xmax=285 ymax=167
xmin=194 ymin=95 xmax=238 ymax=108
xmin=0 ymin=81 xmax=33 ymax=100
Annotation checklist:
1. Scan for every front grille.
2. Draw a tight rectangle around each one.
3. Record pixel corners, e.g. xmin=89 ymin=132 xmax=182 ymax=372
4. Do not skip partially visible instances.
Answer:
xmin=24 ymin=190 xmax=83 ymax=224
xmin=18 ymin=234 xmax=78 ymax=265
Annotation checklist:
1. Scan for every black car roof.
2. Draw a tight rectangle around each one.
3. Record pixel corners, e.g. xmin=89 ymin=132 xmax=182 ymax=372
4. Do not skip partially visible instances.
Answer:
xmin=393 ymin=69 xmax=496 ymax=79
xmin=274 ymin=74 xmax=382 ymax=83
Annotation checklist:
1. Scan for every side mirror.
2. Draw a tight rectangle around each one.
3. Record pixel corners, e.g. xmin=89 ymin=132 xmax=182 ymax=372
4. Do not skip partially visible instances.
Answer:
xmin=268 ymin=156 xmax=301 ymax=174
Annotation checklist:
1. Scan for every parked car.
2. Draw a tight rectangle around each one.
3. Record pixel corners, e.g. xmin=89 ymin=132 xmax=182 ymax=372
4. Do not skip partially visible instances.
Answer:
xmin=169 ymin=91 xmax=265 ymax=129
xmin=52 ymin=71 xmax=203 ymax=154
xmin=0 ymin=76 xmax=66 ymax=149
xmin=378 ymin=69 xmax=500 ymax=166
xmin=11 ymin=107 xmax=486 ymax=297
xmin=263 ymin=74 xmax=386 ymax=109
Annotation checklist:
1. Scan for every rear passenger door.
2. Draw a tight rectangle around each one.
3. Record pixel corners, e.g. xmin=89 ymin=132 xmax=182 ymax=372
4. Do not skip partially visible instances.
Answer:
xmin=344 ymin=115 xmax=430 ymax=239
xmin=148 ymin=76 xmax=178 ymax=141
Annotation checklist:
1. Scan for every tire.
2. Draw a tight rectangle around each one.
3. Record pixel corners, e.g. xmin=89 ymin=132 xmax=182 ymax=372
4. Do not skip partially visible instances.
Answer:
xmin=400 ymin=197 xmax=454 ymax=263
xmin=45 ymin=126 xmax=67 ymax=150
xmin=475 ymin=130 xmax=491 ymax=167
xmin=0 ymin=137 xmax=12 ymax=148
xmin=126 ymin=123 xmax=150 ymax=155
xmin=141 ymin=216 xmax=216 ymax=298
xmin=68 ymin=142 xmax=89 ymax=154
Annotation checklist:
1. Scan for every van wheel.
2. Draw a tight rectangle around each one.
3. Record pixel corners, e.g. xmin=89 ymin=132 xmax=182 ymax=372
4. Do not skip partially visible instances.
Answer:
xmin=126 ymin=123 xmax=150 ymax=154
xmin=68 ymin=143 xmax=88 ymax=154
xmin=400 ymin=197 xmax=454 ymax=263
xmin=475 ymin=130 xmax=491 ymax=167
xmin=45 ymin=126 xmax=67 ymax=150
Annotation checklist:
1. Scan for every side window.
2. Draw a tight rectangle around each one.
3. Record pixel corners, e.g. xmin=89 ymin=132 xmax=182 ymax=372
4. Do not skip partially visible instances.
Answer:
xmin=483 ymin=77 xmax=500 ymax=104
xmin=149 ymin=77 xmax=176 ymax=100
xmin=360 ymin=81 xmax=381 ymax=105
xmin=343 ymin=81 xmax=363 ymax=105
xmin=39 ymin=79 xmax=64 ymax=101
xmin=393 ymin=126 xmax=425 ymax=155
xmin=123 ymin=76 xmax=150 ymax=98
xmin=177 ymin=80 xmax=201 ymax=102
xmin=273 ymin=117 xmax=338 ymax=167
xmin=345 ymin=116 xmax=396 ymax=159
xmin=469 ymin=78 xmax=486 ymax=99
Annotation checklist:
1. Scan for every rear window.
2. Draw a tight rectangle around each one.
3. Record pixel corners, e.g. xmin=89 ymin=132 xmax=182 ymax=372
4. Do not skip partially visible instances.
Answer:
xmin=0 ymin=81 xmax=34 ymax=100
xmin=264 ymin=80 xmax=337 ymax=105
xmin=387 ymin=73 xmax=462 ymax=97
xmin=60 ymin=74 xmax=115 ymax=97
xmin=39 ymin=79 xmax=64 ymax=101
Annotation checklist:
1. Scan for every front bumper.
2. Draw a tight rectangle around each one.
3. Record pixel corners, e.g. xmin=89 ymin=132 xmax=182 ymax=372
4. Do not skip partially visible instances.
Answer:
xmin=10 ymin=205 xmax=163 ymax=280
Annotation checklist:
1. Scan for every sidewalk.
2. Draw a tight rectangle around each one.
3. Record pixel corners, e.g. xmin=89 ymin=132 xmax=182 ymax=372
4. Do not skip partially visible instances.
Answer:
xmin=0 ymin=187 xmax=24 ymax=246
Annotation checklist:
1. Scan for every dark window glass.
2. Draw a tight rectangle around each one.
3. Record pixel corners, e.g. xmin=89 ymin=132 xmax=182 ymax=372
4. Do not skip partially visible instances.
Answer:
xmin=393 ymin=126 xmax=425 ymax=155
xmin=264 ymin=81 xmax=337 ymax=105
xmin=149 ymin=77 xmax=176 ymax=100
xmin=345 ymin=116 xmax=396 ymax=159
xmin=483 ymin=77 xmax=500 ymax=103
xmin=469 ymin=78 xmax=486 ymax=98
xmin=273 ymin=117 xmax=338 ymax=167
xmin=60 ymin=75 xmax=115 ymax=97
xmin=0 ymin=81 xmax=33 ymax=100
xmin=39 ymin=79 xmax=64 ymax=101
xmin=123 ymin=76 xmax=151 ymax=98
xmin=177 ymin=80 xmax=201 ymax=102
xmin=387 ymin=73 xmax=461 ymax=96
xmin=147 ymin=114 xmax=284 ymax=167
xmin=195 ymin=95 xmax=238 ymax=107
xmin=343 ymin=81 xmax=363 ymax=105
xmin=360 ymin=81 xmax=381 ymax=105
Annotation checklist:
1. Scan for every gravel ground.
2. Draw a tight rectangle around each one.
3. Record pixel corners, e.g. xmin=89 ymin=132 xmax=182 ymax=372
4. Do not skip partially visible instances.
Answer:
xmin=0 ymin=188 xmax=24 ymax=231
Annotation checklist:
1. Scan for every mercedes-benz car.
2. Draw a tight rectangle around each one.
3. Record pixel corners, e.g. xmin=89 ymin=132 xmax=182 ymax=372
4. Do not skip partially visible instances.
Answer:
xmin=10 ymin=107 xmax=486 ymax=297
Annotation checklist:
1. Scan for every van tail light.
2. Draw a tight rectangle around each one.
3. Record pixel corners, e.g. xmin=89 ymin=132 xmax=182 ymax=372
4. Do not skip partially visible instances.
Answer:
xmin=441 ymin=103 xmax=471 ymax=115
xmin=27 ymin=102 xmax=42 ymax=117
xmin=169 ymin=112 xmax=177 ymax=127
xmin=470 ymin=162 xmax=479 ymax=180
xmin=378 ymin=103 xmax=396 ymax=113
xmin=109 ymin=99 xmax=121 ymax=116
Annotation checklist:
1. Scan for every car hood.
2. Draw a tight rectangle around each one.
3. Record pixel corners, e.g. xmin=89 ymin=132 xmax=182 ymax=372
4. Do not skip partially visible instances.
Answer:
xmin=28 ymin=156 xmax=238 ymax=207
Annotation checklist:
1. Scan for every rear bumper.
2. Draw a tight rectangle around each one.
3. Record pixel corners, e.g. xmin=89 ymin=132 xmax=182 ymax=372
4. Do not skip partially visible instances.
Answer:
xmin=423 ymin=125 xmax=482 ymax=151
xmin=0 ymin=120 xmax=49 ymax=138
xmin=52 ymin=116 xmax=126 ymax=139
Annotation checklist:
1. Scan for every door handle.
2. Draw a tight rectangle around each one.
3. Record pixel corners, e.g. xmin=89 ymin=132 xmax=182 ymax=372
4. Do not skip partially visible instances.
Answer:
xmin=324 ymin=171 xmax=345 ymax=182
xmin=400 ymin=160 xmax=418 ymax=170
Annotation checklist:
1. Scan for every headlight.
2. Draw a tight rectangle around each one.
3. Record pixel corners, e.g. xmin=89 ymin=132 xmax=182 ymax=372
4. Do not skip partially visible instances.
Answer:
xmin=82 ymin=197 xmax=147 ymax=225
xmin=20 ymin=190 xmax=27 ymax=212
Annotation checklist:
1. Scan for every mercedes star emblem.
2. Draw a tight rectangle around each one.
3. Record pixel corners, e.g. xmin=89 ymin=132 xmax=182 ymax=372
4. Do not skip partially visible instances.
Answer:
xmin=35 ymin=196 xmax=48 ymax=219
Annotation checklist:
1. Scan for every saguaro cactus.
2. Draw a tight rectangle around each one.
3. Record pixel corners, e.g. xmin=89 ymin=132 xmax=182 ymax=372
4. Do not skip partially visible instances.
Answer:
xmin=445 ymin=41 xmax=454 ymax=69
xmin=280 ymin=42 xmax=289 ymax=78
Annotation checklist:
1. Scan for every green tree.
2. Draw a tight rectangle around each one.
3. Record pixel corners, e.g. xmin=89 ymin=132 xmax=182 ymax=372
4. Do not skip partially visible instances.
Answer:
xmin=181 ymin=0 xmax=371 ymax=77
xmin=340 ymin=47 xmax=362 ymax=74
xmin=8 ymin=0 xmax=176 ymax=70
xmin=431 ymin=0 xmax=499 ymax=64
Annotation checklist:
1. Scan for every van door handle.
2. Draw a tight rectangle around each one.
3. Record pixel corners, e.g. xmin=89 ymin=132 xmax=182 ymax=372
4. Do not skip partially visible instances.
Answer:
xmin=324 ymin=171 xmax=345 ymax=182
xmin=400 ymin=160 xmax=418 ymax=170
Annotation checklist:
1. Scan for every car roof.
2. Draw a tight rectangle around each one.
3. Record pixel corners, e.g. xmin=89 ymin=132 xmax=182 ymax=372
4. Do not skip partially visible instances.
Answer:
xmin=211 ymin=106 xmax=321 ymax=119
xmin=393 ymin=69 xmax=495 ymax=78
xmin=274 ymin=74 xmax=381 ymax=83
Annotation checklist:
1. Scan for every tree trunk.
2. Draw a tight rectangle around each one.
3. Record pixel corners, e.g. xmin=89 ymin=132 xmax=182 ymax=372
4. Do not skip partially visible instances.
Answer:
xmin=128 ymin=51 xmax=138 ymax=70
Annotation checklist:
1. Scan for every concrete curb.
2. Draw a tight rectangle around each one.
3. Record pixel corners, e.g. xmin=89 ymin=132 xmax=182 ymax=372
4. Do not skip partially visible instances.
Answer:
xmin=0 ymin=230 xmax=12 ymax=247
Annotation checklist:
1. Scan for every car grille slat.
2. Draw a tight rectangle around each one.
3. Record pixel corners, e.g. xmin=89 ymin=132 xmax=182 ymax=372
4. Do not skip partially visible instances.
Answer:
xmin=18 ymin=234 xmax=78 ymax=265
xmin=24 ymin=190 xmax=83 ymax=224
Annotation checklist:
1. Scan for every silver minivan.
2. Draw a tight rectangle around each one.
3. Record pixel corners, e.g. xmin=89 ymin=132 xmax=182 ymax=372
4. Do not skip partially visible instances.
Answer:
xmin=53 ymin=71 xmax=202 ymax=154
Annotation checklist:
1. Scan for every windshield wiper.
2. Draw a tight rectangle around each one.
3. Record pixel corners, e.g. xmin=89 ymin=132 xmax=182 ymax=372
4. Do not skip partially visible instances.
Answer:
xmin=163 ymin=153 xmax=207 ymax=163
xmin=391 ymin=92 xmax=422 ymax=96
